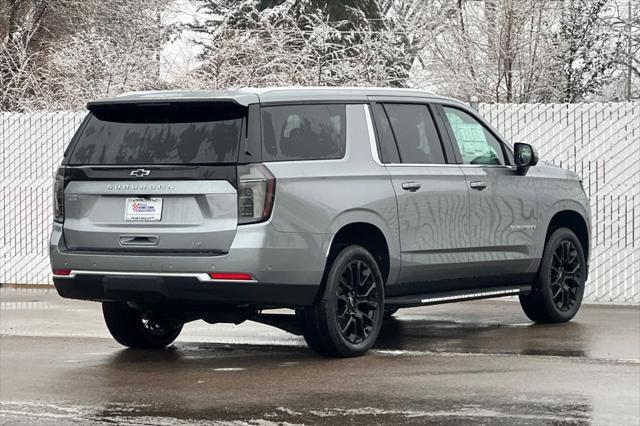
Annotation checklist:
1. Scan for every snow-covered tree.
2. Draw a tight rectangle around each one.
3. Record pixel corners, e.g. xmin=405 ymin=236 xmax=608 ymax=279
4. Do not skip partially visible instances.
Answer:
xmin=2 ymin=0 xmax=636 ymax=110
xmin=406 ymin=0 xmax=632 ymax=102
xmin=1 ymin=0 xmax=173 ymax=111
xmin=551 ymin=0 xmax=625 ymax=102
xmin=599 ymin=0 xmax=639 ymax=100
xmin=0 ymin=0 xmax=86 ymax=110
xmin=411 ymin=0 xmax=562 ymax=102
xmin=185 ymin=0 xmax=412 ymax=88
xmin=39 ymin=0 xmax=173 ymax=110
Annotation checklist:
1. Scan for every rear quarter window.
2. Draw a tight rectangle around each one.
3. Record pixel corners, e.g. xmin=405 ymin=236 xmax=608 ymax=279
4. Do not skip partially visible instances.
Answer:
xmin=261 ymin=104 xmax=346 ymax=161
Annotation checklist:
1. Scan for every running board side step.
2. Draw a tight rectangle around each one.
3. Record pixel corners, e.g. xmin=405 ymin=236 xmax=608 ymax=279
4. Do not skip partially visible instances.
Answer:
xmin=385 ymin=285 xmax=532 ymax=308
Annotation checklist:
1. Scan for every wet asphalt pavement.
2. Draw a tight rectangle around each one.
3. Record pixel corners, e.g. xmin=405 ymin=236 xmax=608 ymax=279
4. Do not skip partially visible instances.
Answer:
xmin=0 ymin=288 xmax=638 ymax=425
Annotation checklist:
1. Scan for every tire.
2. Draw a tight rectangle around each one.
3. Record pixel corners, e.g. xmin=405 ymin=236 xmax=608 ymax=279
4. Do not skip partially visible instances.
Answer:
xmin=102 ymin=301 xmax=182 ymax=349
xmin=299 ymin=245 xmax=385 ymax=357
xmin=520 ymin=227 xmax=586 ymax=323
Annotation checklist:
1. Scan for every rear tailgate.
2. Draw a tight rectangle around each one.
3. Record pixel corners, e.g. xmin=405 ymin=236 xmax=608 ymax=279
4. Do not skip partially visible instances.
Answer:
xmin=63 ymin=176 xmax=237 ymax=253
xmin=61 ymin=101 xmax=246 ymax=253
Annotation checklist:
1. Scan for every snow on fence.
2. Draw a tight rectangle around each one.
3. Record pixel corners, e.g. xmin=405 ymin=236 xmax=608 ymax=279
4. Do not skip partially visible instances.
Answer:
xmin=1 ymin=103 xmax=638 ymax=303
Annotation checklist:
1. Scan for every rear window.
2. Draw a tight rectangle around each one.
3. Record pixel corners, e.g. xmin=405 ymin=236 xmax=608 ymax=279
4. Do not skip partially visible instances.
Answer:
xmin=69 ymin=103 xmax=245 ymax=165
xmin=261 ymin=104 xmax=346 ymax=161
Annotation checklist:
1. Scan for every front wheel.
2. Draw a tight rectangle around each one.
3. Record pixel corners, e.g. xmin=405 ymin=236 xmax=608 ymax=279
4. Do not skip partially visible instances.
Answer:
xmin=299 ymin=245 xmax=384 ymax=357
xmin=520 ymin=227 xmax=587 ymax=323
xmin=102 ymin=302 xmax=182 ymax=349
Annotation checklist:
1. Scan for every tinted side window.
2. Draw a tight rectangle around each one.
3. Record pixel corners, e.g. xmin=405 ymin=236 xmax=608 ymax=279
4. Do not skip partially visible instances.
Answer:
xmin=442 ymin=106 xmax=506 ymax=165
xmin=383 ymin=103 xmax=446 ymax=164
xmin=261 ymin=104 xmax=346 ymax=161
xmin=370 ymin=103 xmax=400 ymax=163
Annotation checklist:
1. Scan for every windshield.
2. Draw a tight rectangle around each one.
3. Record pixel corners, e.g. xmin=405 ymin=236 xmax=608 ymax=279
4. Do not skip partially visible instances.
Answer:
xmin=69 ymin=103 xmax=245 ymax=165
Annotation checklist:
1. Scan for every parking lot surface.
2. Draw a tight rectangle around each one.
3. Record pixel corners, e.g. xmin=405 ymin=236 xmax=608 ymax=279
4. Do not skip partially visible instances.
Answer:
xmin=1 ymin=288 xmax=639 ymax=425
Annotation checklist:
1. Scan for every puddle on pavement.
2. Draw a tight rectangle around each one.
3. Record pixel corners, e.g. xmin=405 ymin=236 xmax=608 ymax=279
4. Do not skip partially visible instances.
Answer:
xmin=0 ymin=398 xmax=593 ymax=425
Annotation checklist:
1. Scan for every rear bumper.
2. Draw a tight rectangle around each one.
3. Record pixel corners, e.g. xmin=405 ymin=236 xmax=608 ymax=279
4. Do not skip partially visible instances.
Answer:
xmin=50 ymin=222 xmax=329 ymax=308
xmin=53 ymin=273 xmax=317 ymax=307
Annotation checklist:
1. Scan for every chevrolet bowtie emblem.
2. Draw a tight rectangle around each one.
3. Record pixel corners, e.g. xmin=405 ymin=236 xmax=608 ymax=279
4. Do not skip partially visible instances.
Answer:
xmin=130 ymin=169 xmax=151 ymax=178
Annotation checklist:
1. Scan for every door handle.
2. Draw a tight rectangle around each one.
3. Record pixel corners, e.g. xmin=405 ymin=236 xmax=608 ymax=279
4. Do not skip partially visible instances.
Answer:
xmin=469 ymin=181 xmax=488 ymax=191
xmin=401 ymin=182 xmax=421 ymax=192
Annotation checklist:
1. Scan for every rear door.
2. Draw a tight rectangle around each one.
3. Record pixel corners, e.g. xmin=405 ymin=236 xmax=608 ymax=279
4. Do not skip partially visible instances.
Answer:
xmin=436 ymin=104 xmax=538 ymax=283
xmin=369 ymin=100 xmax=471 ymax=294
xmin=61 ymin=102 xmax=248 ymax=253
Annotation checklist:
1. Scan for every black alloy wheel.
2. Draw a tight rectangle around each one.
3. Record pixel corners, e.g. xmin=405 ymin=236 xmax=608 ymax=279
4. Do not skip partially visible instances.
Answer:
xmin=520 ymin=227 xmax=586 ymax=323
xmin=550 ymin=240 xmax=582 ymax=312
xmin=336 ymin=260 xmax=380 ymax=344
xmin=299 ymin=245 xmax=385 ymax=357
xmin=141 ymin=316 xmax=173 ymax=336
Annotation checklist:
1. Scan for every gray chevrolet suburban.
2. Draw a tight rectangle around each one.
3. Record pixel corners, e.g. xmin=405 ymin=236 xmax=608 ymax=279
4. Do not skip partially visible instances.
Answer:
xmin=50 ymin=87 xmax=591 ymax=357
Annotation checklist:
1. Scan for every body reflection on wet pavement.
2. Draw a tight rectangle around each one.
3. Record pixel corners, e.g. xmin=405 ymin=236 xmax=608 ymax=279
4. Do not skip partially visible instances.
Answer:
xmin=1 ymin=288 xmax=638 ymax=425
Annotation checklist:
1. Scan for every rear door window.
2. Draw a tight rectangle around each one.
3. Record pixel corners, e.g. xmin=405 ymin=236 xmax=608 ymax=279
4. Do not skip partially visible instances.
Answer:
xmin=69 ymin=103 xmax=245 ymax=165
xmin=383 ymin=103 xmax=446 ymax=164
xmin=261 ymin=104 xmax=346 ymax=161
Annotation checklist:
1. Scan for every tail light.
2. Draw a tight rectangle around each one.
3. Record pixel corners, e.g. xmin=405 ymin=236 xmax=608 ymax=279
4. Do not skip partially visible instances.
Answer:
xmin=237 ymin=164 xmax=275 ymax=225
xmin=53 ymin=167 xmax=65 ymax=223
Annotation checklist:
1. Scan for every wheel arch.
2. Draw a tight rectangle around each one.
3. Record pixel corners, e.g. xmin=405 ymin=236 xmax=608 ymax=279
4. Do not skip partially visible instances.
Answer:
xmin=545 ymin=210 xmax=590 ymax=266
xmin=325 ymin=222 xmax=393 ymax=286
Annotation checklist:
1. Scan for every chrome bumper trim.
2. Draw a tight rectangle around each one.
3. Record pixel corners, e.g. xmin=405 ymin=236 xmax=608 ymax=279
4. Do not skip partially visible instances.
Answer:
xmin=52 ymin=270 xmax=258 ymax=283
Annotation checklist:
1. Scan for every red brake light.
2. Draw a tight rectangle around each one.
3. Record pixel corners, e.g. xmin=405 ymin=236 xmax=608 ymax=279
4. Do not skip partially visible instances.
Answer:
xmin=209 ymin=272 xmax=253 ymax=281
xmin=53 ymin=268 xmax=72 ymax=276
xmin=262 ymin=178 xmax=276 ymax=219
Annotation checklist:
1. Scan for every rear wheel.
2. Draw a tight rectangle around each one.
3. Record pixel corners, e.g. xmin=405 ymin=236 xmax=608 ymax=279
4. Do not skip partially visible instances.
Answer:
xmin=299 ymin=245 xmax=384 ymax=357
xmin=102 ymin=302 xmax=182 ymax=349
xmin=520 ymin=227 xmax=586 ymax=323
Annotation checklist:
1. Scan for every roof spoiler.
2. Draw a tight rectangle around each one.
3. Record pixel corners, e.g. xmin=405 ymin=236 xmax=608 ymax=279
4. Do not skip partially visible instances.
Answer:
xmin=87 ymin=98 xmax=251 ymax=112
xmin=87 ymin=92 xmax=258 ymax=110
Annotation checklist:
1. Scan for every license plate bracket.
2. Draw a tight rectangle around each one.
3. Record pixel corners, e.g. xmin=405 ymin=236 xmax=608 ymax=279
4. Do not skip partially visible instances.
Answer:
xmin=125 ymin=198 xmax=163 ymax=221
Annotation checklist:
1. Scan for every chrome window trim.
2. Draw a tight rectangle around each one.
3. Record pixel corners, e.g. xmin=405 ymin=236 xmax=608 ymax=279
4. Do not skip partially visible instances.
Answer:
xmin=53 ymin=270 xmax=258 ymax=283
xmin=459 ymin=164 xmax=517 ymax=170
xmin=366 ymin=103 xmax=515 ymax=170
xmin=383 ymin=163 xmax=516 ymax=169
xmin=364 ymin=104 xmax=384 ymax=166
xmin=385 ymin=163 xmax=460 ymax=168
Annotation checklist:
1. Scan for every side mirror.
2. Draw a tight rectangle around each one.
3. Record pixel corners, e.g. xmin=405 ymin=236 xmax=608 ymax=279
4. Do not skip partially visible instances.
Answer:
xmin=514 ymin=143 xmax=538 ymax=173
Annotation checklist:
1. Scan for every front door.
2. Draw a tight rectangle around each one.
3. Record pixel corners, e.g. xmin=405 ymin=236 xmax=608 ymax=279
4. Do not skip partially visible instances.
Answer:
xmin=437 ymin=105 xmax=539 ymax=284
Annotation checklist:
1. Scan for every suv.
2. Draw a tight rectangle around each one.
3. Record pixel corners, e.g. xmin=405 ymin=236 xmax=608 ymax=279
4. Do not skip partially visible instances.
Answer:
xmin=50 ymin=88 xmax=590 ymax=357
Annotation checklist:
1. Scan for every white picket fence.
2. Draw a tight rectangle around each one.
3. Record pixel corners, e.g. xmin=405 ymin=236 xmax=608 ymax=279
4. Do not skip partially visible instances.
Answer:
xmin=1 ymin=103 xmax=638 ymax=303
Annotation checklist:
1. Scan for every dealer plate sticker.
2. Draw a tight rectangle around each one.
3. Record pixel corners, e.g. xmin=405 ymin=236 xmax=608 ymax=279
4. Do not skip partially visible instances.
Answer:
xmin=125 ymin=198 xmax=163 ymax=221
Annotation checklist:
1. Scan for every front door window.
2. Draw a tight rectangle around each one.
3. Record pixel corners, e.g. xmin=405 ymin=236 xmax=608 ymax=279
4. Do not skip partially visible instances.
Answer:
xmin=442 ymin=107 xmax=506 ymax=166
